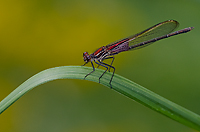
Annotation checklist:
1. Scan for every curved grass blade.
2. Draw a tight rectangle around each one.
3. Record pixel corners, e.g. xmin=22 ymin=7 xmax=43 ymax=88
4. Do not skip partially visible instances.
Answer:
xmin=0 ymin=66 xmax=200 ymax=130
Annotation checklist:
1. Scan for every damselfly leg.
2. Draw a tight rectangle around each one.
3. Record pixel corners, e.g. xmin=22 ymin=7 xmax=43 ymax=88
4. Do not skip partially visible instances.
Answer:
xmin=83 ymin=60 xmax=115 ymax=88
xmin=95 ymin=60 xmax=115 ymax=88
xmin=84 ymin=60 xmax=115 ymax=88
xmin=104 ymin=57 xmax=115 ymax=72
xmin=83 ymin=61 xmax=95 ymax=79
xmin=96 ymin=57 xmax=115 ymax=72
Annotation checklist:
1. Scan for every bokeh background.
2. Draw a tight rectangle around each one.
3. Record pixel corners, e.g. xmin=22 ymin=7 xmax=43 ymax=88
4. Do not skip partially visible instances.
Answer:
xmin=0 ymin=0 xmax=200 ymax=132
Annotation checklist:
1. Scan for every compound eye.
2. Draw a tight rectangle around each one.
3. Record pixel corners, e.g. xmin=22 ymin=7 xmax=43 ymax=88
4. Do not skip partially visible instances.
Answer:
xmin=83 ymin=52 xmax=90 ymax=62
xmin=83 ymin=56 xmax=87 ymax=62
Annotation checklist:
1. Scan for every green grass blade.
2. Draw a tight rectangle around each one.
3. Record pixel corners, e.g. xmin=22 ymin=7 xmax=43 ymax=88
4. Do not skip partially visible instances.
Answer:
xmin=0 ymin=66 xmax=200 ymax=130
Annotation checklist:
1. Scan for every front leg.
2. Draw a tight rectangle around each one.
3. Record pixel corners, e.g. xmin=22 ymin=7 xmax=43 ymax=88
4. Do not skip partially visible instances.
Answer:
xmin=84 ymin=61 xmax=95 ymax=79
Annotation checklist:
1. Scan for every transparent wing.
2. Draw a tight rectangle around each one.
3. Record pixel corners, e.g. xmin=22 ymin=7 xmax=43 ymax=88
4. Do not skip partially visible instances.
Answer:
xmin=127 ymin=20 xmax=179 ymax=50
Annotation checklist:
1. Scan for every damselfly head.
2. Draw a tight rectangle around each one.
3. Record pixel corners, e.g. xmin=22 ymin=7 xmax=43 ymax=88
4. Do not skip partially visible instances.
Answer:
xmin=83 ymin=52 xmax=91 ymax=63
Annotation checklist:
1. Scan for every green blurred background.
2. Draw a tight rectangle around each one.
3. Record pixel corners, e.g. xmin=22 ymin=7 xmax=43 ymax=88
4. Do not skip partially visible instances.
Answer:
xmin=0 ymin=0 xmax=200 ymax=132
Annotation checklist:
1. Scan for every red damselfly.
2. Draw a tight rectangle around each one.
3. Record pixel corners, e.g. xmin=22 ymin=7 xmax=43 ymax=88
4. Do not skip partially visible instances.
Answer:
xmin=82 ymin=20 xmax=194 ymax=88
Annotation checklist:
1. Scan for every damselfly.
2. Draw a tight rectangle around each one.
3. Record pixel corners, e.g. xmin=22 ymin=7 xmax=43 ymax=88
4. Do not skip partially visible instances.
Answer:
xmin=82 ymin=20 xmax=194 ymax=88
